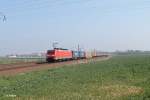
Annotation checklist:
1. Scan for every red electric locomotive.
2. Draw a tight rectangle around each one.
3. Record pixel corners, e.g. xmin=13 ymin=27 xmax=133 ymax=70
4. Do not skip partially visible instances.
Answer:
xmin=46 ymin=48 xmax=73 ymax=62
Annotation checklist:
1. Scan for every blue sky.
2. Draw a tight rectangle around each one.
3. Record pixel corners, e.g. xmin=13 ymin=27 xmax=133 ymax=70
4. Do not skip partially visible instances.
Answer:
xmin=0 ymin=0 xmax=150 ymax=55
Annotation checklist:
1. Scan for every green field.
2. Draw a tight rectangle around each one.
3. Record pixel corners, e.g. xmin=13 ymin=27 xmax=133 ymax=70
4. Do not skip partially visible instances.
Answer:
xmin=0 ymin=55 xmax=150 ymax=100
xmin=0 ymin=58 xmax=45 ymax=64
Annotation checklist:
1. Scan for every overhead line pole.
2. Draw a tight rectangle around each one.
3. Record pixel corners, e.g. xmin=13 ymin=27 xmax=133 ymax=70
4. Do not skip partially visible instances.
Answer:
xmin=78 ymin=44 xmax=81 ymax=58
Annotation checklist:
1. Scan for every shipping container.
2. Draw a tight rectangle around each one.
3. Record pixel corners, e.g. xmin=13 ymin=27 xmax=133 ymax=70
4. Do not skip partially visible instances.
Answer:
xmin=72 ymin=51 xmax=85 ymax=59
xmin=85 ymin=51 xmax=92 ymax=59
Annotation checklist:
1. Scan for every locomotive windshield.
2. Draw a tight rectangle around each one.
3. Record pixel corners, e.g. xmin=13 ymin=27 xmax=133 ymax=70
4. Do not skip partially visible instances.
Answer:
xmin=47 ymin=50 xmax=55 ymax=54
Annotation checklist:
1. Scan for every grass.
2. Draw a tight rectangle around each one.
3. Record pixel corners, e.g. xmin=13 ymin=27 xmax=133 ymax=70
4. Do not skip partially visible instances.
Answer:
xmin=0 ymin=55 xmax=150 ymax=100
xmin=0 ymin=58 xmax=45 ymax=64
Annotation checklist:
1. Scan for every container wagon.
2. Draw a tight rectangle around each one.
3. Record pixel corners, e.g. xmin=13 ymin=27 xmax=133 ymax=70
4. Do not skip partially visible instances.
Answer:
xmin=95 ymin=52 xmax=109 ymax=57
xmin=72 ymin=51 xmax=85 ymax=59
xmin=85 ymin=51 xmax=93 ymax=59
xmin=91 ymin=51 xmax=97 ymax=57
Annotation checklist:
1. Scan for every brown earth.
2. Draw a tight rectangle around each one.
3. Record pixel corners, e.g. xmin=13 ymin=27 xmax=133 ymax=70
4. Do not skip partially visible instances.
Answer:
xmin=0 ymin=56 xmax=111 ymax=76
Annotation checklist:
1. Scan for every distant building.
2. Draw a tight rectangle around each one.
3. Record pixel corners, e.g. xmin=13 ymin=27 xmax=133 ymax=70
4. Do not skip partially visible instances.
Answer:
xmin=8 ymin=55 xmax=17 ymax=58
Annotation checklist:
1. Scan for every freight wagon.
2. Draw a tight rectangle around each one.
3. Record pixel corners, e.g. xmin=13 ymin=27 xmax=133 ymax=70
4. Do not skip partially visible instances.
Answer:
xmin=85 ymin=51 xmax=93 ymax=59
xmin=72 ymin=51 xmax=85 ymax=59
xmin=94 ymin=51 xmax=109 ymax=57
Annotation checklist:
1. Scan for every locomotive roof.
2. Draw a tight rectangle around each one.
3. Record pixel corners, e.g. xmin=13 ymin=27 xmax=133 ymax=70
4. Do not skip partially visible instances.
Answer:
xmin=47 ymin=48 xmax=69 ymax=51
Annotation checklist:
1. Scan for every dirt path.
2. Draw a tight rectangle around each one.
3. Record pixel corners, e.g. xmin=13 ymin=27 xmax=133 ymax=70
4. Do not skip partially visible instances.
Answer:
xmin=0 ymin=56 xmax=111 ymax=76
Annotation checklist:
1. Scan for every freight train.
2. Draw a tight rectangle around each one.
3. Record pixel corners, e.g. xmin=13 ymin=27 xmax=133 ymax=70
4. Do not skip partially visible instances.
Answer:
xmin=46 ymin=48 xmax=108 ymax=62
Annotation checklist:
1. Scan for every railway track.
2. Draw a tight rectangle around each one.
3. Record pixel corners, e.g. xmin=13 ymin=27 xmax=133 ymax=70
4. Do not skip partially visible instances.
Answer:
xmin=0 ymin=56 xmax=111 ymax=75
xmin=0 ymin=60 xmax=81 ymax=72
xmin=0 ymin=63 xmax=43 ymax=71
